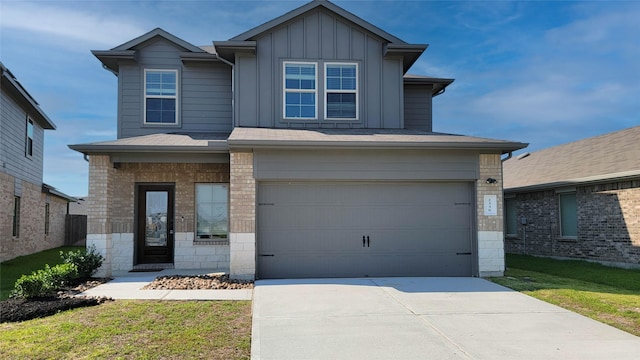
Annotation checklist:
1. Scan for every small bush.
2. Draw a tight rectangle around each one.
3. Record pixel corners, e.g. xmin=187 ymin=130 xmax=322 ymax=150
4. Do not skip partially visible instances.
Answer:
xmin=11 ymin=263 xmax=78 ymax=298
xmin=60 ymin=245 xmax=104 ymax=279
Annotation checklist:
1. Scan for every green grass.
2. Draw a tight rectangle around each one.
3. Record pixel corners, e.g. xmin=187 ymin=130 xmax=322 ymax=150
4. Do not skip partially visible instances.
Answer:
xmin=0 ymin=300 xmax=252 ymax=359
xmin=491 ymin=254 xmax=640 ymax=336
xmin=0 ymin=246 xmax=83 ymax=300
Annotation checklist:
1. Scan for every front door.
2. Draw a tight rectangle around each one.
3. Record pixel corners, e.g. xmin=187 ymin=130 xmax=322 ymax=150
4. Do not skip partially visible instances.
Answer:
xmin=137 ymin=184 xmax=175 ymax=264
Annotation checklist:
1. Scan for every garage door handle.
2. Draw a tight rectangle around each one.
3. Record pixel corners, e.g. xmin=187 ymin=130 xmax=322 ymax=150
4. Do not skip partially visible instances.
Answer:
xmin=367 ymin=236 xmax=370 ymax=247
xmin=363 ymin=236 xmax=366 ymax=247
xmin=260 ymin=254 xmax=275 ymax=257
xmin=456 ymin=252 xmax=472 ymax=255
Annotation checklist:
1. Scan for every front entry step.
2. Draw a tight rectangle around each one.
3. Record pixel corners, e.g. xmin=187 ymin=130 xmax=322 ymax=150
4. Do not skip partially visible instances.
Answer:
xmin=131 ymin=263 xmax=174 ymax=271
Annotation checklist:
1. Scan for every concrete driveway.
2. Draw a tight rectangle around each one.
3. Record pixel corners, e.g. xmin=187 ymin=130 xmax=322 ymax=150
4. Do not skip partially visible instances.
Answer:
xmin=251 ymin=277 xmax=640 ymax=360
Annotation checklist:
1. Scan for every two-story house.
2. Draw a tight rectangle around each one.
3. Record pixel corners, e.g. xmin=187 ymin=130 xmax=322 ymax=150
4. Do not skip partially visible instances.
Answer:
xmin=1 ymin=62 xmax=76 ymax=261
xmin=70 ymin=0 xmax=526 ymax=279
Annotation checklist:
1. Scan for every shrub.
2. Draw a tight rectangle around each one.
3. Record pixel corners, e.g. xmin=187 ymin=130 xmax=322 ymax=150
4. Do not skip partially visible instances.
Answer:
xmin=60 ymin=245 xmax=104 ymax=279
xmin=11 ymin=263 xmax=78 ymax=298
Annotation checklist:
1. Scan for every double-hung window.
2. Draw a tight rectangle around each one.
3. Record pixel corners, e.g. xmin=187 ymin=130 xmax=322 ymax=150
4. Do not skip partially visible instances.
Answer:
xmin=44 ymin=203 xmax=50 ymax=235
xmin=505 ymin=197 xmax=518 ymax=237
xmin=325 ymin=63 xmax=358 ymax=119
xmin=195 ymin=184 xmax=229 ymax=240
xmin=13 ymin=196 xmax=20 ymax=237
xmin=26 ymin=119 xmax=34 ymax=157
xmin=284 ymin=62 xmax=317 ymax=119
xmin=144 ymin=69 xmax=178 ymax=124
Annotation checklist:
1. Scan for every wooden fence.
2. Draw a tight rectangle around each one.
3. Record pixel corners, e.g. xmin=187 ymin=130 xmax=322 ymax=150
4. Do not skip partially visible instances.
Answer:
xmin=65 ymin=214 xmax=87 ymax=246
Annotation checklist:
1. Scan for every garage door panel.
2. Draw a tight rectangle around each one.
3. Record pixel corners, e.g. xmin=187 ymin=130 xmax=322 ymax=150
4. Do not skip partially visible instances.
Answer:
xmin=258 ymin=182 xmax=474 ymax=278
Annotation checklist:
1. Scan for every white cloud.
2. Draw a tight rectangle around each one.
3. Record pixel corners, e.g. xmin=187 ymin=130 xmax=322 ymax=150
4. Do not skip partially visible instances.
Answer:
xmin=0 ymin=2 xmax=145 ymax=47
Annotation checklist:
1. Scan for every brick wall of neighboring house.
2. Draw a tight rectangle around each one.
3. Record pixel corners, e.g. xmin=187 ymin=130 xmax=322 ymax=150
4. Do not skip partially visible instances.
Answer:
xmin=476 ymin=154 xmax=506 ymax=277
xmin=0 ymin=174 xmax=68 ymax=262
xmin=505 ymin=180 xmax=640 ymax=266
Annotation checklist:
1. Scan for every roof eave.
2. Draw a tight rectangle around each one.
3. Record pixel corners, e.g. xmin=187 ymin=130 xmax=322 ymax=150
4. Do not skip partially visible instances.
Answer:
xmin=505 ymin=170 xmax=640 ymax=194
xmin=212 ymin=41 xmax=258 ymax=63
xmin=42 ymin=184 xmax=76 ymax=202
xmin=68 ymin=143 xmax=229 ymax=155
xmin=385 ymin=44 xmax=428 ymax=73
xmin=0 ymin=65 xmax=56 ymax=130
xmin=91 ymin=50 xmax=137 ymax=73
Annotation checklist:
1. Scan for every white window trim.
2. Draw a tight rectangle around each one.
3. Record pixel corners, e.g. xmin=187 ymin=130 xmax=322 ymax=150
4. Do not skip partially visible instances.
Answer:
xmin=283 ymin=61 xmax=318 ymax=120
xmin=324 ymin=62 xmax=358 ymax=121
xmin=194 ymin=183 xmax=229 ymax=241
xmin=143 ymin=69 xmax=179 ymax=125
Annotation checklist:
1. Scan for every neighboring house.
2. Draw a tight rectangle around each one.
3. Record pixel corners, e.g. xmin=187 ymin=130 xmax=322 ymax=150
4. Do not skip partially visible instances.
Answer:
xmin=0 ymin=62 xmax=75 ymax=262
xmin=503 ymin=126 xmax=640 ymax=268
xmin=69 ymin=0 xmax=526 ymax=279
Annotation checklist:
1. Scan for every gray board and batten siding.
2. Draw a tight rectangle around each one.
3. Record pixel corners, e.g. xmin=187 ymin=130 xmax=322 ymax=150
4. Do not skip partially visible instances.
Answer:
xmin=235 ymin=8 xmax=406 ymax=130
xmin=254 ymin=148 xmax=479 ymax=278
xmin=0 ymin=88 xmax=45 ymax=189
xmin=404 ymin=84 xmax=433 ymax=131
xmin=117 ymin=38 xmax=233 ymax=139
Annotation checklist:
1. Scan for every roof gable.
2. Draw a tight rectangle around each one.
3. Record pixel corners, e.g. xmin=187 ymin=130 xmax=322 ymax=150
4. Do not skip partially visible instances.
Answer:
xmin=112 ymin=28 xmax=204 ymax=53
xmin=230 ymin=0 xmax=406 ymax=44
xmin=503 ymin=126 xmax=640 ymax=191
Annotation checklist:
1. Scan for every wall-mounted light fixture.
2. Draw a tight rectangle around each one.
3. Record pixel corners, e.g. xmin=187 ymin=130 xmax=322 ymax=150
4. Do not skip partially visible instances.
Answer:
xmin=486 ymin=178 xmax=497 ymax=184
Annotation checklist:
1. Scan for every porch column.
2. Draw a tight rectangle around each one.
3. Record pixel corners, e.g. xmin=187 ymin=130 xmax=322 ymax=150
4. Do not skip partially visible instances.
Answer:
xmin=86 ymin=155 xmax=114 ymax=277
xmin=477 ymin=153 xmax=505 ymax=277
xmin=229 ymin=150 xmax=256 ymax=280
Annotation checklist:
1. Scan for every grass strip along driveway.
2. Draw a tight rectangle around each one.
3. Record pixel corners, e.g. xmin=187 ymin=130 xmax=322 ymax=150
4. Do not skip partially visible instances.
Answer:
xmin=491 ymin=254 xmax=640 ymax=337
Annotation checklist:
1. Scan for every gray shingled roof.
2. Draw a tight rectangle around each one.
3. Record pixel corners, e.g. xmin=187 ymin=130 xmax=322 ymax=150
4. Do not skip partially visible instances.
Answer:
xmin=503 ymin=126 xmax=640 ymax=192
xmin=228 ymin=127 xmax=526 ymax=153
xmin=68 ymin=133 xmax=229 ymax=154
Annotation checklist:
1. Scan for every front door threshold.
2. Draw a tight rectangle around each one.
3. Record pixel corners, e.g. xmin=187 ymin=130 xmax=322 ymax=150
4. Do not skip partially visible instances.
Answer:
xmin=132 ymin=263 xmax=174 ymax=271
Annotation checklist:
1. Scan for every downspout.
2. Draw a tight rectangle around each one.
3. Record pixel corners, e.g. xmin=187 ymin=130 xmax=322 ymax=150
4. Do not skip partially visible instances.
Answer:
xmin=501 ymin=151 xmax=513 ymax=162
xmin=214 ymin=55 xmax=236 ymax=128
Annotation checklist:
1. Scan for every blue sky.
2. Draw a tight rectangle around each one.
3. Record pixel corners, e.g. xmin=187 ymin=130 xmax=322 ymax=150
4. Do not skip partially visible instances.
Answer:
xmin=1 ymin=0 xmax=638 ymax=196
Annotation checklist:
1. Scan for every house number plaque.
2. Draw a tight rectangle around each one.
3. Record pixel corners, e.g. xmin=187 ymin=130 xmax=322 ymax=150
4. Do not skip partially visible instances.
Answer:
xmin=484 ymin=195 xmax=497 ymax=216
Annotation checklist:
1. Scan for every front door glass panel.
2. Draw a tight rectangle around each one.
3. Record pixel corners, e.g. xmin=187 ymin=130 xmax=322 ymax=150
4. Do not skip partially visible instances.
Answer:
xmin=145 ymin=191 xmax=168 ymax=247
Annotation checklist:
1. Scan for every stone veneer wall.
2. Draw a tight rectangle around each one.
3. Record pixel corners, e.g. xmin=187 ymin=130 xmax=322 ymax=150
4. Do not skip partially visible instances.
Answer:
xmin=505 ymin=180 xmax=640 ymax=267
xmin=0 ymin=173 xmax=68 ymax=262
xmin=229 ymin=151 xmax=256 ymax=280
xmin=477 ymin=154 xmax=505 ymax=277
xmin=87 ymin=157 xmax=231 ymax=275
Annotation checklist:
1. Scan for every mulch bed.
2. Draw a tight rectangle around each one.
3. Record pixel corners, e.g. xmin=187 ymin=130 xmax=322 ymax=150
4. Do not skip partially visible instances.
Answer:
xmin=1 ymin=275 xmax=253 ymax=323
xmin=0 ymin=278 xmax=112 ymax=324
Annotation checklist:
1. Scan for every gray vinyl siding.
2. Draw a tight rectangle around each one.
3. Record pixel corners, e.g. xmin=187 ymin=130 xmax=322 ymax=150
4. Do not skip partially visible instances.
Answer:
xmin=0 ymin=89 xmax=44 ymax=186
xmin=118 ymin=38 xmax=232 ymax=139
xmin=404 ymin=85 xmax=433 ymax=131
xmin=253 ymin=149 xmax=479 ymax=180
xmin=236 ymin=8 xmax=404 ymax=129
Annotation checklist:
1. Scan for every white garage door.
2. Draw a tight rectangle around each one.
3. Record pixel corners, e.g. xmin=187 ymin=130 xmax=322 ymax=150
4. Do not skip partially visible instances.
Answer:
xmin=257 ymin=182 xmax=474 ymax=278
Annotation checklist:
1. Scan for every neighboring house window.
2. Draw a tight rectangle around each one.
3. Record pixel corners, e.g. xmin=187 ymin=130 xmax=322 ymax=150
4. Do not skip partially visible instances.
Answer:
xmin=12 ymin=196 xmax=20 ymax=237
xmin=144 ymin=69 xmax=178 ymax=124
xmin=44 ymin=203 xmax=50 ymax=235
xmin=26 ymin=119 xmax=34 ymax=157
xmin=505 ymin=197 xmax=517 ymax=236
xmin=195 ymin=184 xmax=228 ymax=239
xmin=284 ymin=62 xmax=316 ymax=119
xmin=325 ymin=63 xmax=358 ymax=119
xmin=559 ymin=193 xmax=577 ymax=237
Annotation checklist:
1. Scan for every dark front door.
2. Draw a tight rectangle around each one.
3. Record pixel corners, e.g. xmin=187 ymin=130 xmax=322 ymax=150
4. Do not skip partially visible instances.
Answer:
xmin=137 ymin=185 xmax=175 ymax=264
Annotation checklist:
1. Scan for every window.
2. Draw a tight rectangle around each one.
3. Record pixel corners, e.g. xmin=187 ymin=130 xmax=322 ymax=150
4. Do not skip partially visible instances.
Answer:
xmin=284 ymin=62 xmax=317 ymax=119
xmin=325 ymin=63 xmax=358 ymax=119
xmin=505 ymin=197 xmax=517 ymax=236
xmin=44 ymin=203 xmax=50 ymax=235
xmin=559 ymin=193 xmax=577 ymax=237
xmin=195 ymin=184 xmax=228 ymax=240
xmin=12 ymin=196 xmax=20 ymax=237
xmin=26 ymin=119 xmax=34 ymax=157
xmin=144 ymin=69 xmax=178 ymax=124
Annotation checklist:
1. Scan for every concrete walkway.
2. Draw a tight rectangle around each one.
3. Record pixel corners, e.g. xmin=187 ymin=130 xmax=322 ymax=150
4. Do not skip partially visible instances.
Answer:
xmin=251 ymin=277 xmax=640 ymax=360
xmin=79 ymin=269 xmax=252 ymax=300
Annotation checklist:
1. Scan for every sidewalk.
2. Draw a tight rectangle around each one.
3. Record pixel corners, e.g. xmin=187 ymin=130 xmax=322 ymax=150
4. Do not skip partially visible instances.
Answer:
xmin=79 ymin=269 xmax=253 ymax=300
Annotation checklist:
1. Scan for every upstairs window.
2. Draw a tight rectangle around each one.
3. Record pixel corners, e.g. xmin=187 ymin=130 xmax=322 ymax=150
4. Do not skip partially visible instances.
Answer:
xmin=325 ymin=63 xmax=358 ymax=119
xmin=284 ymin=62 xmax=316 ymax=119
xmin=144 ymin=69 xmax=178 ymax=124
xmin=26 ymin=119 xmax=34 ymax=157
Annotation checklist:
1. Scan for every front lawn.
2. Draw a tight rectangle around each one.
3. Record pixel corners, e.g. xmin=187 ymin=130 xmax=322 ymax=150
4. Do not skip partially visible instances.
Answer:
xmin=491 ymin=254 xmax=640 ymax=336
xmin=0 ymin=300 xmax=252 ymax=359
xmin=0 ymin=246 xmax=83 ymax=300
